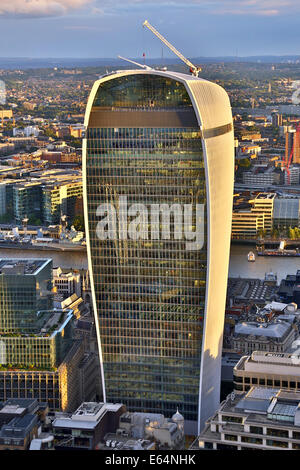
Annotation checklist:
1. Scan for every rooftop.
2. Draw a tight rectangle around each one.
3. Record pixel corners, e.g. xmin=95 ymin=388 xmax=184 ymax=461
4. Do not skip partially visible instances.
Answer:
xmin=52 ymin=402 xmax=124 ymax=430
xmin=218 ymin=387 xmax=300 ymax=428
xmin=234 ymin=320 xmax=292 ymax=339
xmin=0 ymin=258 xmax=51 ymax=276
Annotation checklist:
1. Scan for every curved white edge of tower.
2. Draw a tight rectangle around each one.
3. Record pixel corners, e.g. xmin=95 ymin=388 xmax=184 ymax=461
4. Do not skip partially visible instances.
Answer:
xmin=82 ymin=69 xmax=235 ymax=436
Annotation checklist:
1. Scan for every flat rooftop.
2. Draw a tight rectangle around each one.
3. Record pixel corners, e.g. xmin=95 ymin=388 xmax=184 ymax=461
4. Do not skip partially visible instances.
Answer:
xmin=52 ymin=402 xmax=124 ymax=429
xmin=0 ymin=258 xmax=51 ymax=276
xmin=255 ymin=192 xmax=276 ymax=200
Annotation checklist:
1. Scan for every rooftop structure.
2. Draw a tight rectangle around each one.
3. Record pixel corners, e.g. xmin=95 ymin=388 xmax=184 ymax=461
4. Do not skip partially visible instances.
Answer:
xmin=234 ymin=351 xmax=300 ymax=393
xmin=194 ymin=387 xmax=300 ymax=450
xmin=232 ymin=318 xmax=298 ymax=355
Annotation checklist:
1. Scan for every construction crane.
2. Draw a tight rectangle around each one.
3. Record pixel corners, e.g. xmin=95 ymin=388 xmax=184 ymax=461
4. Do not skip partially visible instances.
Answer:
xmin=285 ymin=122 xmax=300 ymax=184
xmin=142 ymin=20 xmax=201 ymax=77
xmin=118 ymin=55 xmax=153 ymax=71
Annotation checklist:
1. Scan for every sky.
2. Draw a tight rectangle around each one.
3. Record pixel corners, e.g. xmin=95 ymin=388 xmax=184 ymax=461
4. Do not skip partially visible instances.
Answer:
xmin=0 ymin=0 xmax=300 ymax=58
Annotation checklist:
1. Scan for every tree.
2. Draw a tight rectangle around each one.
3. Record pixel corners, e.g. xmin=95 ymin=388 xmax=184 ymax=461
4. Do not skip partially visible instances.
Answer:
xmin=72 ymin=214 xmax=85 ymax=232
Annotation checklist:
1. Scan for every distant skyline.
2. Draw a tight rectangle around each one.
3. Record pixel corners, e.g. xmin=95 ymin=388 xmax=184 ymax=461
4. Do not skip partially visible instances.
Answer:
xmin=1 ymin=1 xmax=300 ymax=58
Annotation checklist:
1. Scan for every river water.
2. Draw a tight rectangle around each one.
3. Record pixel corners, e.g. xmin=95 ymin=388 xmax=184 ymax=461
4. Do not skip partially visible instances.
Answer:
xmin=229 ymin=244 xmax=300 ymax=282
xmin=0 ymin=244 xmax=299 ymax=283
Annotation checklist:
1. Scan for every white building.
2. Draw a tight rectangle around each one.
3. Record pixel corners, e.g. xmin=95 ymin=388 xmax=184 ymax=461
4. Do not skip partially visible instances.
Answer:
xmin=53 ymin=267 xmax=81 ymax=298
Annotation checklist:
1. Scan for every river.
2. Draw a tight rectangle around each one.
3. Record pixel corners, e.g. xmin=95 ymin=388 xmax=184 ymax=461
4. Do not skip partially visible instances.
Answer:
xmin=229 ymin=243 xmax=300 ymax=282
xmin=0 ymin=244 xmax=298 ymax=283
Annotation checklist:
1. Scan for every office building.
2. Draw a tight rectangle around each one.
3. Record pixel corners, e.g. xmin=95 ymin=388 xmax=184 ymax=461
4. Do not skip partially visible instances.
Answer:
xmin=42 ymin=180 xmax=83 ymax=225
xmin=273 ymin=198 xmax=300 ymax=230
xmin=0 ymin=258 xmax=98 ymax=412
xmin=251 ymin=193 xmax=275 ymax=233
xmin=83 ymin=70 xmax=234 ymax=433
xmin=284 ymin=165 xmax=300 ymax=185
xmin=285 ymin=129 xmax=296 ymax=164
xmin=53 ymin=267 xmax=81 ymax=299
xmin=232 ymin=320 xmax=297 ymax=355
xmin=13 ymin=181 xmax=42 ymax=224
xmin=231 ymin=192 xmax=276 ymax=239
xmin=242 ymin=168 xmax=280 ymax=187
xmin=0 ymin=398 xmax=47 ymax=451
xmin=52 ymin=401 xmax=126 ymax=450
xmin=194 ymin=387 xmax=300 ymax=450
xmin=0 ymin=259 xmax=53 ymax=333
xmin=272 ymin=113 xmax=283 ymax=128
xmin=234 ymin=351 xmax=300 ymax=393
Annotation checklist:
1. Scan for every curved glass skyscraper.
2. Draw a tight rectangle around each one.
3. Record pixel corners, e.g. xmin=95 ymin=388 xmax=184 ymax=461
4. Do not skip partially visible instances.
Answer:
xmin=83 ymin=70 xmax=234 ymax=433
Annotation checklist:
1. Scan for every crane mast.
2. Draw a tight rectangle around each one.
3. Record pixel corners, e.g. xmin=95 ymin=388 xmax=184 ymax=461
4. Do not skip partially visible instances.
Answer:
xmin=143 ymin=20 xmax=201 ymax=77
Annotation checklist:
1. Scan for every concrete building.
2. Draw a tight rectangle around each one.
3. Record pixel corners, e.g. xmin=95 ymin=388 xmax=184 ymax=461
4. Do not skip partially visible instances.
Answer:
xmin=251 ymin=192 xmax=276 ymax=234
xmin=52 ymin=402 xmax=126 ymax=450
xmin=53 ymin=267 xmax=81 ymax=299
xmin=234 ymin=351 xmax=300 ymax=393
xmin=232 ymin=192 xmax=276 ymax=238
xmin=0 ymin=398 xmax=47 ymax=451
xmin=233 ymin=320 xmax=297 ymax=355
xmin=284 ymin=165 xmax=300 ymax=185
xmin=42 ymin=179 xmax=83 ymax=225
xmin=194 ymin=387 xmax=300 ymax=450
xmin=99 ymin=409 xmax=185 ymax=450
xmin=242 ymin=168 xmax=280 ymax=187
xmin=83 ymin=69 xmax=234 ymax=434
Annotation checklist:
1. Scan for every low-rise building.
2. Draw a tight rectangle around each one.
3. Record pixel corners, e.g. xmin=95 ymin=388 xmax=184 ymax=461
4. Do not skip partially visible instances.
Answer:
xmin=53 ymin=267 xmax=81 ymax=298
xmin=232 ymin=320 xmax=297 ymax=354
xmin=52 ymin=402 xmax=126 ymax=450
xmin=0 ymin=398 xmax=48 ymax=451
xmin=194 ymin=387 xmax=300 ymax=450
xmin=234 ymin=351 xmax=300 ymax=393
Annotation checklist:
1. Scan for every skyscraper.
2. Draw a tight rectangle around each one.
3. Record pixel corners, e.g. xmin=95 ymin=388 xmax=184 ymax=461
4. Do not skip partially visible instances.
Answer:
xmin=83 ymin=70 xmax=234 ymax=433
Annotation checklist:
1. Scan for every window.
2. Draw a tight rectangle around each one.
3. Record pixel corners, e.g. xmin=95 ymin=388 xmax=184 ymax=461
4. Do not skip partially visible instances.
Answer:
xmin=224 ymin=434 xmax=238 ymax=441
xmin=222 ymin=415 xmax=243 ymax=424
xmin=266 ymin=439 xmax=288 ymax=448
xmin=250 ymin=426 xmax=263 ymax=435
xmin=241 ymin=436 xmax=262 ymax=445
xmin=267 ymin=428 xmax=288 ymax=438
xmin=233 ymin=375 xmax=243 ymax=383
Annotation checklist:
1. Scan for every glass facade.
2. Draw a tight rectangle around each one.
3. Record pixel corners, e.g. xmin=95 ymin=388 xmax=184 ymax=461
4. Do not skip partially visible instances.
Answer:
xmin=86 ymin=74 xmax=207 ymax=421
xmin=0 ymin=259 xmax=53 ymax=333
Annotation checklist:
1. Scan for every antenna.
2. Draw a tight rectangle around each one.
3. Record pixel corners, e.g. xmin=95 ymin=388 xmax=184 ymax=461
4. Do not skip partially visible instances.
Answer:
xmin=118 ymin=55 xmax=153 ymax=71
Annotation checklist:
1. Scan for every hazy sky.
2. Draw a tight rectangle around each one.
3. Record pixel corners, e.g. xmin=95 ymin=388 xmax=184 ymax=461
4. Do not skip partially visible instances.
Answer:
xmin=1 ymin=0 xmax=300 ymax=58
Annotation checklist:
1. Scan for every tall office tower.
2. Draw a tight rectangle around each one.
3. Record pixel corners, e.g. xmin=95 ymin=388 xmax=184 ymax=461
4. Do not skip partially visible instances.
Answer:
xmin=83 ymin=70 xmax=234 ymax=433
xmin=285 ymin=129 xmax=296 ymax=164
xmin=293 ymin=129 xmax=300 ymax=164
xmin=0 ymin=258 xmax=97 ymax=411
xmin=271 ymin=113 xmax=282 ymax=128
